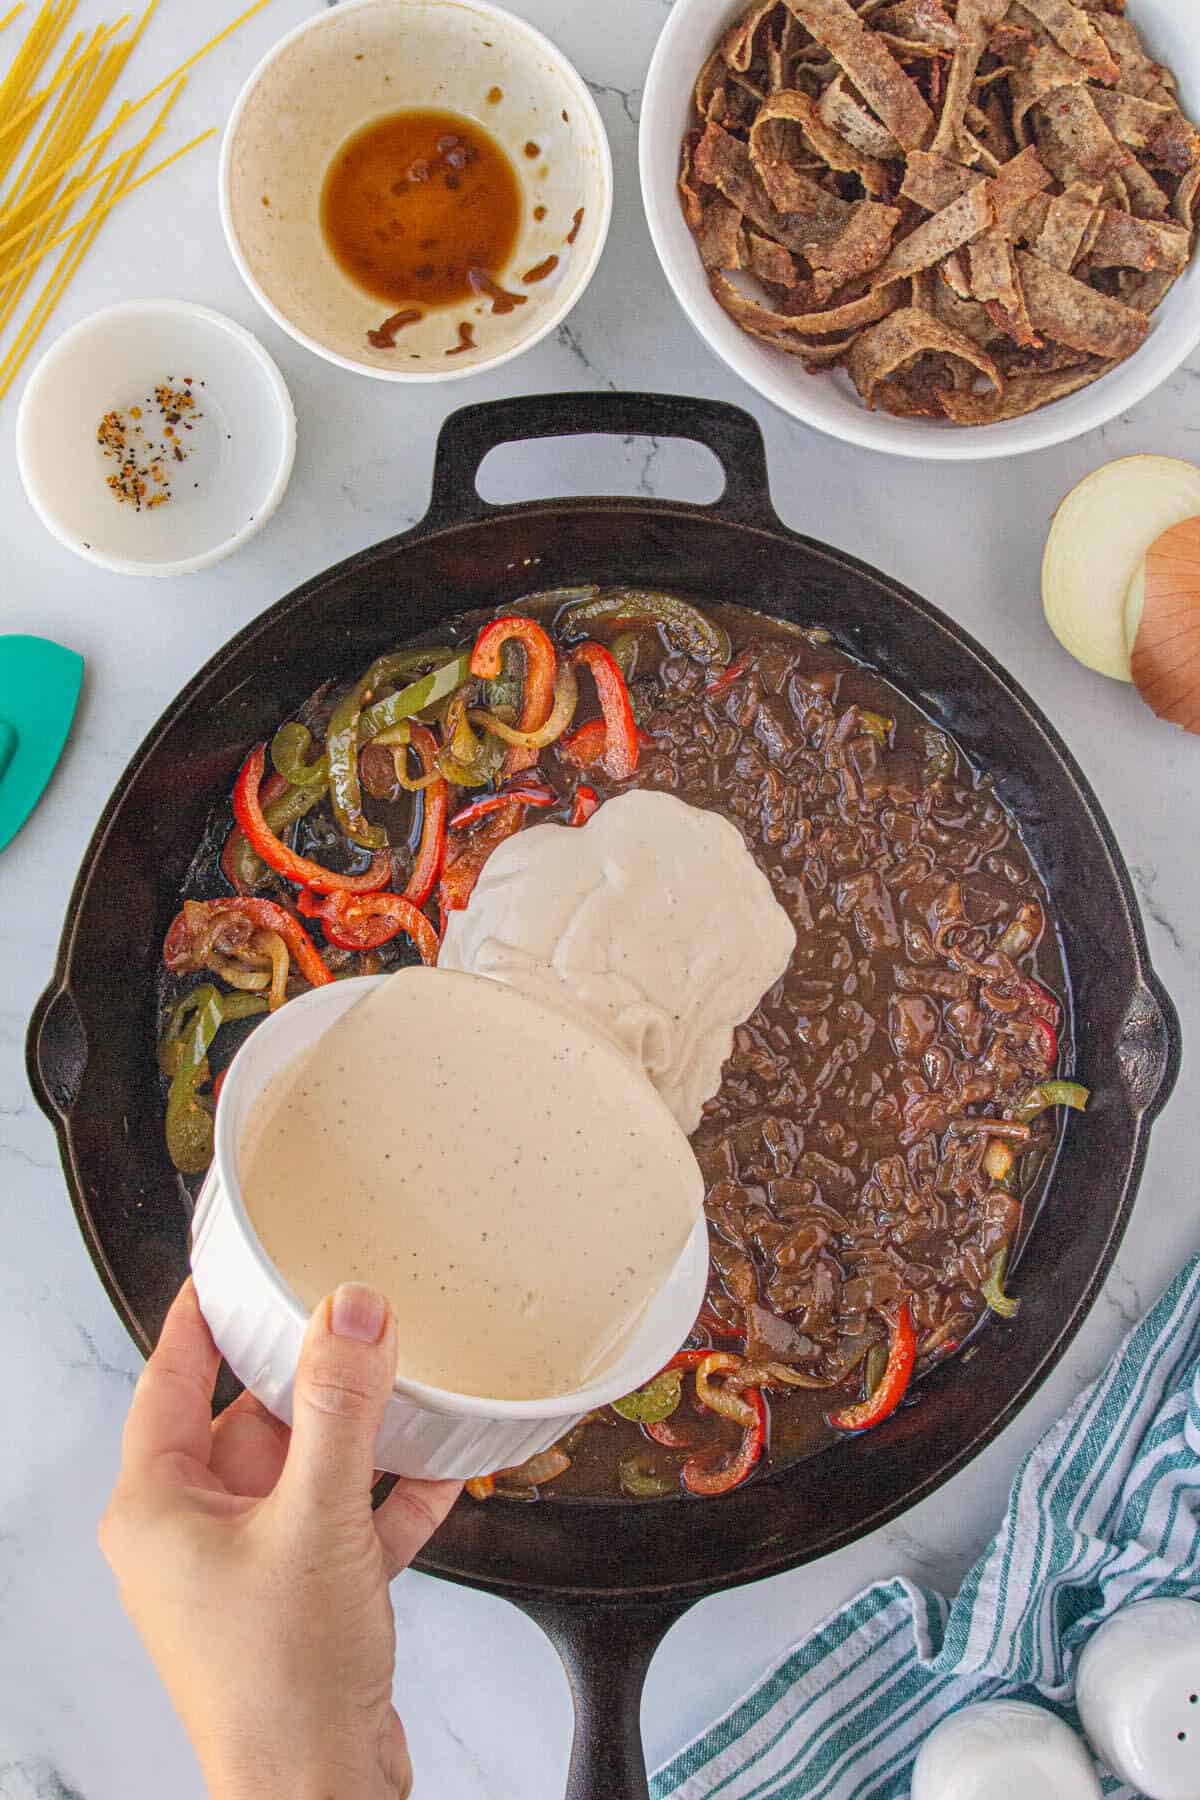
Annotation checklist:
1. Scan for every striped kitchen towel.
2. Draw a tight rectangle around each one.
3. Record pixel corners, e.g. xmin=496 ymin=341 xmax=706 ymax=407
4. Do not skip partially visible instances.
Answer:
xmin=653 ymin=1253 xmax=1200 ymax=1800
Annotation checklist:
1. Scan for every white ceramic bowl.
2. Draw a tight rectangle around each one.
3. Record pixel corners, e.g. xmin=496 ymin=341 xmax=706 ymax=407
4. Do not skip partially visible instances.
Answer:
xmin=15 ymin=300 xmax=295 ymax=576
xmin=639 ymin=0 xmax=1200 ymax=461
xmin=190 ymin=975 xmax=709 ymax=1481
xmin=220 ymin=0 xmax=612 ymax=382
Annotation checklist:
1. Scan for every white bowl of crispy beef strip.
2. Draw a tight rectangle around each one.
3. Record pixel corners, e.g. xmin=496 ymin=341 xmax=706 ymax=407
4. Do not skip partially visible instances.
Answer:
xmin=640 ymin=0 xmax=1200 ymax=460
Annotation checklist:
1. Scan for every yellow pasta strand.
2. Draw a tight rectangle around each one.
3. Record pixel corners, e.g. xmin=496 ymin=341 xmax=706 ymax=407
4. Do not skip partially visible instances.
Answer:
xmin=0 ymin=0 xmax=270 ymax=397
xmin=0 ymin=14 xmax=125 ymax=149
xmin=121 ymin=0 xmax=271 ymax=124
xmin=0 ymin=0 xmax=152 ymax=227
xmin=0 ymin=112 xmax=159 ymax=257
xmin=0 ymin=118 xmax=213 ymax=290
xmin=0 ymin=80 xmax=178 ymax=394
xmin=0 ymin=26 xmax=96 ymax=279
xmin=0 ymin=52 xmax=125 ymax=340
xmin=0 ymin=0 xmax=73 ymax=190
xmin=0 ymin=0 xmax=257 ymax=225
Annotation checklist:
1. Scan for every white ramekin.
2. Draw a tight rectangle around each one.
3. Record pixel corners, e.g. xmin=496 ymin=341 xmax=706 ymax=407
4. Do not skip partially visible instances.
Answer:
xmin=190 ymin=975 xmax=708 ymax=1480
xmin=15 ymin=300 xmax=295 ymax=577
xmin=220 ymin=0 xmax=612 ymax=383
xmin=639 ymin=0 xmax=1200 ymax=462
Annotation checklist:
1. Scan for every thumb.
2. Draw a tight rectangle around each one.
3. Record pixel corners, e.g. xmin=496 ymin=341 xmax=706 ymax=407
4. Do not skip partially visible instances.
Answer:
xmin=278 ymin=1283 xmax=397 ymax=1519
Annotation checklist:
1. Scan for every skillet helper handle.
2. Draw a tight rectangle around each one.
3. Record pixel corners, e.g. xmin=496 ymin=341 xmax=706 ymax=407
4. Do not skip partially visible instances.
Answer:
xmin=518 ymin=1594 xmax=693 ymax=1800
xmin=424 ymin=391 xmax=779 ymax=534
xmin=26 ymin=981 xmax=87 ymax=1120
xmin=1118 ymin=974 xmax=1180 ymax=1121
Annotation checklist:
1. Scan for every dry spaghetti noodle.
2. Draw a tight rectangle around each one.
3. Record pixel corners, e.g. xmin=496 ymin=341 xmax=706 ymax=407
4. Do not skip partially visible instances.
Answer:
xmin=0 ymin=0 xmax=272 ymax=401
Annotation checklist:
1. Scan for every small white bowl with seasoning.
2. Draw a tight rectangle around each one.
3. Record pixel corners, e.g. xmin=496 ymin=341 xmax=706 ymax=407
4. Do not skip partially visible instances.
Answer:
xmin=15 ymin=299 xmax=296 ymax=578
xmin=190 ymin=969 xmax=710 ymax=1482
xmin=220 ymin=0 xmax=612 ymax=381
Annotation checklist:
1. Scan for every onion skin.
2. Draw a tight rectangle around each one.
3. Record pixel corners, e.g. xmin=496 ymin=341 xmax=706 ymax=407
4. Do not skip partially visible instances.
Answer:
xmin=1131 ymin=514 xmax=1200 ymax=735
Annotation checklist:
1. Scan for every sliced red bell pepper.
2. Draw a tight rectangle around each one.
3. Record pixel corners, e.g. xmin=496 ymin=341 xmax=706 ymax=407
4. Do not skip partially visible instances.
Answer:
xmin=645 ymin=1416 xmax=697 ymax=1448
xmin=164 ymin=897 xmax=334 ymax=990
xmin=439 ymin=806 xmax=523 ymax=913
xmin=232 ymin=745 xmax=391 ymax=895
xmin=828 ymin=1300 xmax=915 ymax=1432
xmin=569 ymin=784 xmax=599 ymax=827
xmin=1024 ymin=980 xmax=1060 ymax=1027
xmin=295 ymin=886 xmax=323 ymax=918
xmin=449 ymin=783 xmax=555 ymax=832
xmin=571 ymin=641 xmax=639 ymax=780
xmin=641 ymin=1353 xmax=715 ymax=1445
xmin=221 ymin=768 xmax=289 ymax=893
xmin=682 ymin=1386 xmax=766 ymax=1496
xmin=402 ymin=723 xmax=447 ymax=908
xmin=317 ymin=891 xmax=440 ymax=966
xmin=1022 ymin=980 xmax=1060 ymax=1069
xmin=470 ymin=617 xmax=557 ymax=776
xmin=560 ymin=716 xmax=607 ymax=769
xmin=706 ymin=652 xmax=752 ymax=697
xmin=211 ymin=1068 xmax=229 ymax=1105
xmin=693 ymin=1297 xmax=737 ymax=1340
xmin=1030 ymin=1015 xmax=1058 ymax=1070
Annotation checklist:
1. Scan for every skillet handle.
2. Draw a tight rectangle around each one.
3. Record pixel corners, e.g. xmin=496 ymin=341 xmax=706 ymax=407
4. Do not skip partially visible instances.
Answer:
xmin=1118 ymin=974 xmax=1180 ymax=1122
xmin=424 ymin=392 xmax=779 ymax=534
xmin=26 ymin=981 xmax=87 ymax=1119
xmin=515 ymin=1593 xmax=693 ymax=1800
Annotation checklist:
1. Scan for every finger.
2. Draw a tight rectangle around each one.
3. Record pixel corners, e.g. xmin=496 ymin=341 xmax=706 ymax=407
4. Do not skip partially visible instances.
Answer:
xmin=122 ymin=1279 xmax=220 ymax=1476
xmin=380 ymin=1710 xmax=413 ymax=1799
xmin=374 ymin=1476 xmax=462 ymax=1580
xmin=210 ymin=1390 xmax=291 ymax=1498
xmin=276 ymin=1284 xmax=397 ymax=1520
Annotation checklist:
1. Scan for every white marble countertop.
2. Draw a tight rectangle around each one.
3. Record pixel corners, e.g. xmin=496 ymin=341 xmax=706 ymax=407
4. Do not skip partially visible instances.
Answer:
xmin=1 ymin=1 xmax=1196 ymax=1795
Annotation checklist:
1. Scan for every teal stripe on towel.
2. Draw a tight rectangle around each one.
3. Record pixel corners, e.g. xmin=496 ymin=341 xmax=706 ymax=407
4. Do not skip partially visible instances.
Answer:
xmin=653 ymin=1256 xmax=1200 ymax=1800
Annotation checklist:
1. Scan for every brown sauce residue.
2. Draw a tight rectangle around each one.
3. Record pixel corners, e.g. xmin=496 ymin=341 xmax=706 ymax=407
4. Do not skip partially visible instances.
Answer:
xmin=522 ymin=253 xmax=558 ymax=283
xmin=524 ymin=140 xmax=540 ymax=157
xmin=445 ymin=321 xmax=476 ymax=355
xmin=321 ymin=109 xmax=521 ymax=307
xmin=367 ymin=307 xmax=422 ymax=348
xmin=469 ymin=267 xmax=527 ymax=314
xmin=566 ymin=205 xmax=585 ymax=244
xmin=533 ymin=203 xmax=547 ymax=221
xmin=486 ymin=85 xmax=502 ymax=103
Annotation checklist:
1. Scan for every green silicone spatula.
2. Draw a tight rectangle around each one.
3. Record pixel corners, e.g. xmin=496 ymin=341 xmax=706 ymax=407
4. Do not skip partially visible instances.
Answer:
xmin=0 ymin=634 xmax=84 ymax=853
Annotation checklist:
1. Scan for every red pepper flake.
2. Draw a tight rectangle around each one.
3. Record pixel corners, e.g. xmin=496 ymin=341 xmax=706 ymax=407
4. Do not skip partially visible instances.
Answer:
xmin=97 ymin=378 xmax=205 ymax=511
xmin=524 ymin=140 xmax=539 ymax=157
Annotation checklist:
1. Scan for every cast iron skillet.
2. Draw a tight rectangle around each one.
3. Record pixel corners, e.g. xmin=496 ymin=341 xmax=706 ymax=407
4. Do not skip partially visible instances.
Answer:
xmin=29 ymin=393 xmax=1179 ymax=1799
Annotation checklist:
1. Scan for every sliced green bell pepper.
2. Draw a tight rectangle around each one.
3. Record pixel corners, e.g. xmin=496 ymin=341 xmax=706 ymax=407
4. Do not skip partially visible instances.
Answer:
xmin=611 ymin=1368 xmax=683 ymax=1424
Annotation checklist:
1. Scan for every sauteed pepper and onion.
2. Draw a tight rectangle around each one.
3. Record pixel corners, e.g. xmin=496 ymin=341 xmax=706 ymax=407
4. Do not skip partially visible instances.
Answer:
xmin=159 ymin=590 xmax=1087 ymax=1501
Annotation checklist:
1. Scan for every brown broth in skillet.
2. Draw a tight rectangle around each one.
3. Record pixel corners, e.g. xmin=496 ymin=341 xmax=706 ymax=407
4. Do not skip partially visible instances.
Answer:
xmin=161 ymin=601 xmax=1073 ymax=1504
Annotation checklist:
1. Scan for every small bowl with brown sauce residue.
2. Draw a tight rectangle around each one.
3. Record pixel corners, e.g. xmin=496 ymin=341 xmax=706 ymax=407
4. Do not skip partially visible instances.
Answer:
xmin=221 ymin=0 xmax=612 ymax=381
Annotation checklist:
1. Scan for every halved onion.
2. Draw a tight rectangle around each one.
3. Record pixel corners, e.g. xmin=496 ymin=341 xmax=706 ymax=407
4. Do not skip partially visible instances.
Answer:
xmin=1042 ymin=456 xmax=1200 ymax=682
xmin=1130 ymin=516 xmax=1200 ymax=735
